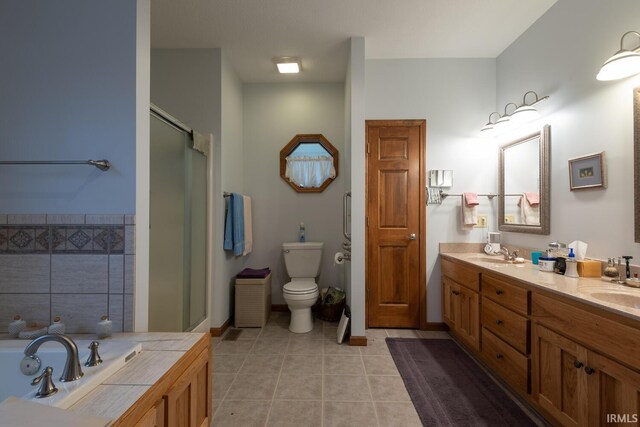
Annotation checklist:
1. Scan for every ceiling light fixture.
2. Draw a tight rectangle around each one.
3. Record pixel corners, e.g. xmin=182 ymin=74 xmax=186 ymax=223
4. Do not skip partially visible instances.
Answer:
xmin=273 ymin=57 xmax=302 ymax=74
xmin=597 ymin=31 xmax=640 ymax=81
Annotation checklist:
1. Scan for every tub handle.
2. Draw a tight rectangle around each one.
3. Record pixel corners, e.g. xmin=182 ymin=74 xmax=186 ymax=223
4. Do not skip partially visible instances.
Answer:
xmin=31 ymin=366 xmax=58 ymax=398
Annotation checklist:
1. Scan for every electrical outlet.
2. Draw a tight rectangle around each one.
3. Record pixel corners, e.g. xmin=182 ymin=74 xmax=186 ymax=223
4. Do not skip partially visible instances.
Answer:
xmin=475 ymin=215 xmax=488 ymax=228
xmin=505 ymin=215 xmax=516 ymax=224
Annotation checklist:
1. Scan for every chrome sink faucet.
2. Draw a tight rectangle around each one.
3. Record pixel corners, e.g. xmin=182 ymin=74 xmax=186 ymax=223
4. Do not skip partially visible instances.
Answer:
xmin=24 ymin=334 xmax=84 ymax=382
xmin=498 ymin=247 xmax=519 ymax=261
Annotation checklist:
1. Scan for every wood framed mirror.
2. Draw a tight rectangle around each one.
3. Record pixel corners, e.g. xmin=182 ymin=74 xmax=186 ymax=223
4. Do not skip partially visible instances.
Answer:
xmin=498 ymin=124 xmax=551 ymax=235
xmin=280 ymin=134 xmax=339 ymax=193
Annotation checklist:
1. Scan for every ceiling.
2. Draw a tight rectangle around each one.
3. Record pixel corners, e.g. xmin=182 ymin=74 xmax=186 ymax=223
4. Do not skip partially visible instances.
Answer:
xmin=151 ymin=0 xmax=558 ymax=83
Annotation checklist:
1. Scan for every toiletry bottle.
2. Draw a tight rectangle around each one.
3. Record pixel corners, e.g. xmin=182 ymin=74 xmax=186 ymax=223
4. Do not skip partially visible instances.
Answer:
xmin=8 ymin=315 xmax=26 ymax=338
xmin=604 ymin=258 xmax=619 ymax=278
xmin=48 ymin=316 xmax=65 ymax=335
xmin=565 ymin=248 xmax=579 ymax=278
xmin=299 ymin=222 xmax=306 ymax=242
xmin=623 ymin=256 xmax=633 ymax=278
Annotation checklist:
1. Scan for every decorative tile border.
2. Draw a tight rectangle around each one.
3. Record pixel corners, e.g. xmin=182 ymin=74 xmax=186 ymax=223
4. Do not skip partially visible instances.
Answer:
xmin=0 ymin=225 xmax=125 ymax=254
xmin=0 ymin=214 xmax=135 ymax=333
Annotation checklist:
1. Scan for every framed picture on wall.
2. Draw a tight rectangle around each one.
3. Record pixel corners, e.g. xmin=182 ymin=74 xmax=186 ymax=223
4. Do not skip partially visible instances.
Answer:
xmin=568 ymin=151 xmax=607 ymax=191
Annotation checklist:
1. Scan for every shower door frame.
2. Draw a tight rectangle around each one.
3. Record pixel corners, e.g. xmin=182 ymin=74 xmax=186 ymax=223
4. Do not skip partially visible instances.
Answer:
xmin=149 ymin=104 xmax=212 ymax=333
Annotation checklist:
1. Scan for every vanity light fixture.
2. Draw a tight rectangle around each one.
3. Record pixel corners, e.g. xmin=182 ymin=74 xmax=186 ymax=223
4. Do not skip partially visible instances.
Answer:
xmin=480 ymin=91 xmax=550 ymax=135
xmin=480 ymin=112 xmax=500 ymax=135
xmin=274 ymin=57 xmax=302 ymax=74
xmin=493 ymin=103 xmax=518 ymax=131
xmin=596 ymin=31 xmax=640 ymax=81
xmin=511 ymin=91 xmax=549 ymax=123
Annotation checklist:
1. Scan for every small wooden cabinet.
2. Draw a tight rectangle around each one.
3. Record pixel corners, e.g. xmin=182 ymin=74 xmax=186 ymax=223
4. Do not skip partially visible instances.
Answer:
xmin=442 ymin=259 xmax=480 ymax=351
xmin=533 ymin=324 xmax=640 ymax=427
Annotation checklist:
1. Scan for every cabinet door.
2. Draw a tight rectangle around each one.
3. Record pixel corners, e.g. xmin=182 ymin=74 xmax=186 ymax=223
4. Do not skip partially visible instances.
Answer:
xmin=442 ymin=277 xmax=457 ymax=329
xmin=532 ymin=324 xmax=588 ymax=427
xmin=164 ymin=348 xmax=211 ymax=427
xmin=585 ymin=351 xmax=640 ymax=426
xmin=456 ymin=285 xmax=479 ymax=351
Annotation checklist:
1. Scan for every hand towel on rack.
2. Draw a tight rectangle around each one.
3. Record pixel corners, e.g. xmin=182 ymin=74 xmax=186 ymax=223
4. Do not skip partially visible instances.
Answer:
xmin=242 ymin=195 xmax=252 ymax=256
xmin=520 ymin=193 xmax=540 ymax=225
xmin=223 ymin=192 xmax=245 ymax=256
xmin=462 ymin=193 xmax=478 ymax=229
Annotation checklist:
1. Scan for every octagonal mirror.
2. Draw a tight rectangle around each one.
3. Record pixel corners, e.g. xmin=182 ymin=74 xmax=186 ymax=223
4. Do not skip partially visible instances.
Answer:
xmin=280 ymin=134 xmax=339 ymax=193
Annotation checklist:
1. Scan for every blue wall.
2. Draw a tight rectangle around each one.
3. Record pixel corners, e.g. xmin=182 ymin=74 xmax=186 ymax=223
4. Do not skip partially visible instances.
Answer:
xmin=0 ymin=1 xmax=138 ymax=213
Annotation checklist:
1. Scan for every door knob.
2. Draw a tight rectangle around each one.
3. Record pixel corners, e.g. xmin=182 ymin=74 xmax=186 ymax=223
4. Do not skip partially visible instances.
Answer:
xmin=408 ymin=233 xmax=417 ymax=240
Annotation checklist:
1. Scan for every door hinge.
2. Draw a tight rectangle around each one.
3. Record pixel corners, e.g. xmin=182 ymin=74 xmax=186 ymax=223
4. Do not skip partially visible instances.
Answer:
xmin=367 ymin=143 xmax=370 ymax=155
xmin=366 ymin=216 xmax=369 ymax=227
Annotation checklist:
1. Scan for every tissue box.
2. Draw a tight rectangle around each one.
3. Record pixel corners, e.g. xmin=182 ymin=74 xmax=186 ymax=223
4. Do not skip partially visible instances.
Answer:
xmin=577 ymin=260 xmax=601 ymax=277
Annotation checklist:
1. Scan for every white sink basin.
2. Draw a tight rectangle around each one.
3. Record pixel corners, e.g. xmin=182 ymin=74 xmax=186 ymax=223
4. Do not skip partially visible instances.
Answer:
xmin=588 ymin=292 xmax=640 ymax=309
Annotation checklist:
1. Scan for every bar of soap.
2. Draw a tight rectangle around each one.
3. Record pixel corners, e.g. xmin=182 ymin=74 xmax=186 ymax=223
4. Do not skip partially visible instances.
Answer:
xmin=577 ymin=260 xmax=601 ymax=277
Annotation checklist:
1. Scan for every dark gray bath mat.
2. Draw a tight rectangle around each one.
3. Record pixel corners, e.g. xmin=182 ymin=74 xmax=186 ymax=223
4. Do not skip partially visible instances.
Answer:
xmin=386 ymin=338 xmax=537 ymax=426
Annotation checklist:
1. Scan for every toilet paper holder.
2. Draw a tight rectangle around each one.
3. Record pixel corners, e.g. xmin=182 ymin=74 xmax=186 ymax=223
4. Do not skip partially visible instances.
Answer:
xmin=335 ymin=252 xmax=351 ymax=264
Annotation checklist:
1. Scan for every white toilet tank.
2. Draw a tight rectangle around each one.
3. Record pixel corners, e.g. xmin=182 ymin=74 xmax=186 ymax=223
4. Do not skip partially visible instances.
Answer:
xmin=282 ymin=242 xmax=324 ymax=278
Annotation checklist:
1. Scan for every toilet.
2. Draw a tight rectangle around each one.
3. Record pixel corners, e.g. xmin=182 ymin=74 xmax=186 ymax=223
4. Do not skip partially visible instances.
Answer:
xmin=282 ymin=241 xmax=323 ymax=333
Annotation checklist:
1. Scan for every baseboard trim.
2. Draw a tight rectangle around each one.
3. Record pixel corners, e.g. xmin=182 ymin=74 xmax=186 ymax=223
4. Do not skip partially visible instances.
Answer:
xmin=271 ymin=304 xmax=289 ymax=312
xmin=210 ymin=317 xmax=232 ymax=337
xmin=349 ymin=336 xmax=368 ymax=346
xmin=422 ymin=322 xmax=449 ymax=331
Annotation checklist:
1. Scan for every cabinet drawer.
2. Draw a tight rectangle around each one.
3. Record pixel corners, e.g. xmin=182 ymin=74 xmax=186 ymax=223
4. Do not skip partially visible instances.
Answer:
xmin=532 ymin=292 xmax=640 ymax=369
xmin=442 ymin=258 xmax=479 ymax=292
xmin=481 ymin=328 xmax=529 ymax=395
xmin=482 ymin=297 xmax=529 ymax=354
xmin=481 ymin=274 xmax=529 ymax=315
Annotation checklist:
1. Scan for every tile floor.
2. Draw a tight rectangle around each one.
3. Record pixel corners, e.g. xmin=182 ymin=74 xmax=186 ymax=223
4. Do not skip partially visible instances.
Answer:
xmin=211 ymin=312 xmax=449 ymax=427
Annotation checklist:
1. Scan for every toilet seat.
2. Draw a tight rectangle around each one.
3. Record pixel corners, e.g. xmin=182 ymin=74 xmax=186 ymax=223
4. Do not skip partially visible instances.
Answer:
xmin=283 ymin=280 xmax=317 ymax=294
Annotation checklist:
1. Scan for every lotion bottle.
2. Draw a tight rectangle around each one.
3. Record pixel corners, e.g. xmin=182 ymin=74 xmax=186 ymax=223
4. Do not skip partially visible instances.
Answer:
xmin=565 ymin=248 xmax=580 ymax=278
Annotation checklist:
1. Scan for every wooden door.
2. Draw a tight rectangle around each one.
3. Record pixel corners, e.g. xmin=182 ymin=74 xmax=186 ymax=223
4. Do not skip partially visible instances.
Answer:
xmin=366 ymin=120 xmax=426 ymax=328
xmin=532 ymin=324 xmax=588 ymax=427
xmin=456 ymin=286 xmax=479 ymax=351
xmin=585 ymin=350 xmax=640 ymax=426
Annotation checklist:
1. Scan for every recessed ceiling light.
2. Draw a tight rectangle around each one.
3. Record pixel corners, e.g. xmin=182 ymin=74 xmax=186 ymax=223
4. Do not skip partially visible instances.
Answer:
xmin=274 ymin=57 xmax=302 ymax=74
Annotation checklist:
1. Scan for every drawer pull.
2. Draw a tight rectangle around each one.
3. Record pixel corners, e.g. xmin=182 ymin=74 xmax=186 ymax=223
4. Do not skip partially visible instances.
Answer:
xmin=495 ymin=319 xmax=503 ymax=325
xmin=584 ymin=366 xmax=595 ymax=375
xmin=496 ymin=290 xmax=504 ymax=295
xmin=574 ymin=361 xmax=584 ymax=369
xmin=496 ymin=353 xmax=503 ymax=360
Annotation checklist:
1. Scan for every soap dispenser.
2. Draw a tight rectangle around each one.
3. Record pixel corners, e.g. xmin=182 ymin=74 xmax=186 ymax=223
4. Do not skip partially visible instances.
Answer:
xmin=8 ymin=315 xmax=26 ymax=338
xmin=565 ymin=248 xmax=579 ymax=278
xmin=298 ymin=222 xmax=306 ymax=242
xmin=48 ymin=316 xmax=66 ymax=335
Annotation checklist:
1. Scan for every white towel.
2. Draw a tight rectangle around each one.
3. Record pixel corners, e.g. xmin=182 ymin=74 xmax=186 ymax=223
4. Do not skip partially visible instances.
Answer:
xmin=520 ymin=194 xmax=540 ymax=225
xmin=242 ymin=195 xmax=252 ymax=256
xmin=462 ymin=194 xmax=477 ymax=230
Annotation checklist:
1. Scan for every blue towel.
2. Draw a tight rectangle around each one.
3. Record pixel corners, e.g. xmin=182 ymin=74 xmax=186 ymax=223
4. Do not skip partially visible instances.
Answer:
xmin=223 ymin=193 xmax=245 ymax=256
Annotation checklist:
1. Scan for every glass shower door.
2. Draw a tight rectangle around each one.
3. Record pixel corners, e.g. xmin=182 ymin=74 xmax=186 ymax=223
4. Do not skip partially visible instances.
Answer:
xmin=149 ymin=112 xmax=207 ymax=332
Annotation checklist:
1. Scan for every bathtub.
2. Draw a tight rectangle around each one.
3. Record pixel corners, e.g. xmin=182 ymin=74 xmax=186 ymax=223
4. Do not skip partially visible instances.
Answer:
xmin=0 ymin=339 xmax=141 ymax=409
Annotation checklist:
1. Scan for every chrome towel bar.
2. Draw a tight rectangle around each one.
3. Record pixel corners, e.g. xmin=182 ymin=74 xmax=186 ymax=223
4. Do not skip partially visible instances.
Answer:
xmin=0 ymin=159 xmax=111 ymax=171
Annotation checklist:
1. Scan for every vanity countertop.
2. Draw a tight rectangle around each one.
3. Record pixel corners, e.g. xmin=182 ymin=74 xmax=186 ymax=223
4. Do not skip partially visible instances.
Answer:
xmin=441 ymin=252 xmax=640 ymax=322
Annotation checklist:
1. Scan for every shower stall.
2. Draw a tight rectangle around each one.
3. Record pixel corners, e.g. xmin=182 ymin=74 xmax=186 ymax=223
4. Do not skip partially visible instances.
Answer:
xmin=149 ymin=105 xmax=209 ymax=332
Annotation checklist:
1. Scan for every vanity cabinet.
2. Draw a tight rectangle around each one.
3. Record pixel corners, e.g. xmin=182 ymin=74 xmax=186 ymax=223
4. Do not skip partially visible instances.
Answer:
xmin=442 ymin=259 xmax=480 ymax=351
xmin=441 ymin=254 xmax=640 ymax=427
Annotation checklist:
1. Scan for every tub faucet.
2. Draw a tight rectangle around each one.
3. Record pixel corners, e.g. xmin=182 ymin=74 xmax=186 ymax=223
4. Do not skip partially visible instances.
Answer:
xmin=24 ymin=334 xmax=84 ymax=382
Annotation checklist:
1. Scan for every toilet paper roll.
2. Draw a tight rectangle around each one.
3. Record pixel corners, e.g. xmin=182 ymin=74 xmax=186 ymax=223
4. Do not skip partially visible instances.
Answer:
xmin=334 ymin=252 xmax=345 ymax=265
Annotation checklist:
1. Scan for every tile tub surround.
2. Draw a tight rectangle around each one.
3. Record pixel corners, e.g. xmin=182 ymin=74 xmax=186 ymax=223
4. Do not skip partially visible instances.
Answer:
xmin=0 ymin=214 xmax=135 ymax=333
